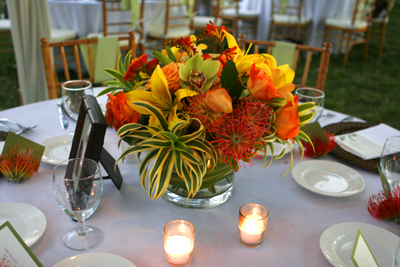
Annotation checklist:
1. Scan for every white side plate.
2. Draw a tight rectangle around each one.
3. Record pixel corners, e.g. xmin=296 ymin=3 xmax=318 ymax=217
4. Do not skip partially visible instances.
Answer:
xmin=0 ymin=203 xmax=46 ymax=247
xmin=292 ymin=160 xmax=365 ymax=197
xmin=320 ymin=222 xmax=400 ymax=267
xmin=41 ymin=134 xmax=73 ymax=165
xmin=52 ymin=252 xmax=137 ymax=267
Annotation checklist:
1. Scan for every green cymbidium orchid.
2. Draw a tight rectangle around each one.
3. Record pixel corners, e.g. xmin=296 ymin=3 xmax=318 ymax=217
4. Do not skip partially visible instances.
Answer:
xmin=179 ymin=54 xmax=220 ymax=92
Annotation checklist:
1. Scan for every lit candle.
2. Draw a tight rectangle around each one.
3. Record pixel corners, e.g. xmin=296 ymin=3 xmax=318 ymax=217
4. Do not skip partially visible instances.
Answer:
xmin=165 ymin=235 xmax=192 ymax=265
xmin=164 ymin=220 xmax=195 ymax=267
xmin=238 ymin=204 xmax=268 ymax=248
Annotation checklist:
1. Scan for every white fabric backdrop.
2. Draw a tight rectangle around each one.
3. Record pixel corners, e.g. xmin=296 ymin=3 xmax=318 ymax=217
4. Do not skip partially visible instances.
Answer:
xmin=7 ymin=0 xmax=51 ymax=104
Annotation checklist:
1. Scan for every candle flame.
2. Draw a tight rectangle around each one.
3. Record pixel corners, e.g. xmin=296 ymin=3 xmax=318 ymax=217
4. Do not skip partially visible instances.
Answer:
xmin=180 ymin=223 xmax=186 ymax=233
xmin=253 ymin=208 xmax=258 ymax=216
xmin=206 ymin=159 xmax=211 ymax=168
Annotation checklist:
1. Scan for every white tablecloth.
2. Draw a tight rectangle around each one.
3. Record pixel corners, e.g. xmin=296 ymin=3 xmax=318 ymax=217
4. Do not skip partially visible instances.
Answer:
xmin=0 ymin=92 xmax=398 ymax=266
xmin=48 ymin=0 xmax=165 ymax=38
xmin=240 ymin=0 xmax=353 ymax=48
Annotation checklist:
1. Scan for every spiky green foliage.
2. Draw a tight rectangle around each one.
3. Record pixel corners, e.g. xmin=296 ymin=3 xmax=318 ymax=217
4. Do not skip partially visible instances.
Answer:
xmin=116 ymin=101 xmax=217 ymax=199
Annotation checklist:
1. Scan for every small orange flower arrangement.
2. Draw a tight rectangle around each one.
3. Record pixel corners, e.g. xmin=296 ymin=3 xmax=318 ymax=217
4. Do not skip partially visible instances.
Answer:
xmin=0 ymin=145 xmax=40 ymax=183
xmin=301 ymin=131 xmax=337 ymax=158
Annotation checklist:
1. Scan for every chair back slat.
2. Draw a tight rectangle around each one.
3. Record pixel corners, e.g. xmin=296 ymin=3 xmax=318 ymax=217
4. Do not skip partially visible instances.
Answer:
xmin=60 ymin=46 xmax=70 ymax=82
xmin=73 ymin=44 xmax=82 ymax=80
xmin=102 ymin=0 xmax=145 ymax=55
xmin=238 ymin=34 xmax=332 ymax=91
xmin=301 ymin=51 xmax=313 ymax=86
xmin=292 ymin=49 xmax=299 ymax=72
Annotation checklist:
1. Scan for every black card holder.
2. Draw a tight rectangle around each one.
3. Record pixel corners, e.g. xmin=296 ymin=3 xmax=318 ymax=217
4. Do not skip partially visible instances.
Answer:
xmin=68 ymin=95 xmax=123 ymax=189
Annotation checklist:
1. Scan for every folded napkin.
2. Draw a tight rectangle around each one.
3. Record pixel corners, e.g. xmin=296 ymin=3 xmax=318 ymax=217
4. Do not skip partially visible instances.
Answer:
xmin=335 ymin=123 xmax=400 ymax=160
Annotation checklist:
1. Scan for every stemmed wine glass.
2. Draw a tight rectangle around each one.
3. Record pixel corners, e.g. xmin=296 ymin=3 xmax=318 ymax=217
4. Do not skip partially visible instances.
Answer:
xmin=53 ymin=158 xmax=103 ymax=250
xmin=295 ymin=87 xmax=325 ymax=123
xmin=380 ymin=136 xmax=400 ymax=189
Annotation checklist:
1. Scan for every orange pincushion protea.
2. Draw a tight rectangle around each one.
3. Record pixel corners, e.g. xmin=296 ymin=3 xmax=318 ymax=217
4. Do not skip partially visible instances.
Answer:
xmin=368 ymin=186 xmax=400 ymax=225
xmin=0 ymin=145 xmax=40 ymax=183
xmin=301 ymin=131 xmax=337 ymax=158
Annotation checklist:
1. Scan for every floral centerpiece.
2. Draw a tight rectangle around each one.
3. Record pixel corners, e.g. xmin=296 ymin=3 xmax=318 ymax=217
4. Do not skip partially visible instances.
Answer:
xmin=99 ymin=22 xmax=314 ymax=204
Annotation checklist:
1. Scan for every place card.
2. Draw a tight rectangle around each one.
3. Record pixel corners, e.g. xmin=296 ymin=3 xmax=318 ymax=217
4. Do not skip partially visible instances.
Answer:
xmin=335 ymin=123 xmax=400 ymax=160
xmin=0 ymin=221 xmax=43 ymax=267
xmin=300 ymin=122 xmax=328 ymax=143
xmin=2 ymin=132 xmax=45 ymax=163
xmin=351 ymin=229 xmax=380 ymax=267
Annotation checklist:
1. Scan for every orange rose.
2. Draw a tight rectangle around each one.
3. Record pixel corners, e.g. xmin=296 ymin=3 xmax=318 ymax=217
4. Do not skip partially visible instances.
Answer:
xmin=274 ymin=96 xmax=300 ymax=142
xmin=105 ymin=92 xmax=141 ymax=131
xmin=247 ymin=63 xmax=280 ymax=100
xmin=161 ymin=63 xmax=181 ymax=93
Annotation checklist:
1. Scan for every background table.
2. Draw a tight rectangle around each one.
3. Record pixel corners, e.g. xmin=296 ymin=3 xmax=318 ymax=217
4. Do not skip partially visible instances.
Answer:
xmin=240 ymin=0 xmax=353 ymax=48
xmin=0 ymin=93 xmax=398 ymax=266
xmin=48 ymin=0 xmax=165 ymax=38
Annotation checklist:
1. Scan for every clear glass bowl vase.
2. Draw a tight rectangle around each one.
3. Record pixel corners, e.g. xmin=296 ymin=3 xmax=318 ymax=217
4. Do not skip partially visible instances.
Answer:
xmin=162 ymin=163 xmax=235 ymax=209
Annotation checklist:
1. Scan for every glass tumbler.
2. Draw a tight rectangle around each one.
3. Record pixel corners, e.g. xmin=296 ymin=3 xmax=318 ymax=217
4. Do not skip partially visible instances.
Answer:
xmin=62 ymin=80 xmax=93 ymax=120
xmin=295 ymin=87 xmax=325 ymax=123
xmin=380 ymin=136 xmax=400 ymax=189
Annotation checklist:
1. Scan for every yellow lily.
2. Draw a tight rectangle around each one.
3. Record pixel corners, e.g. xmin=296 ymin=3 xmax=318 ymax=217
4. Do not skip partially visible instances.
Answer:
xmin=235 ymin=53 xmax=272 ymax=77
xmin=221 ymin=30 xmax=242 ymax=56
xmin=272 ymin=64 xmax=295 ymax=102
xmin=162 ymin=47 xmax=188 ymax=62
xmin=126 ymin=65 xmax=186 ymax=130
xmin=190 ymin=35 xmax=207 ymax=53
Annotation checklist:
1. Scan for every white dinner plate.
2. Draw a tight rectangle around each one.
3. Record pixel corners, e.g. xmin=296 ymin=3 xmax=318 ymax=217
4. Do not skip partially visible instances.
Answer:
xmin=320 ymin=222 xmax=400 ymax=267
xmin=52 ymin=252 xmax=137 ymax=267
xmin=0 ymin=203 xmax=46 ymax=247
xmin=41 ymin=134 xmax=74 ymax=165
xmin=291 ymin=160 xmax=365 ymax=197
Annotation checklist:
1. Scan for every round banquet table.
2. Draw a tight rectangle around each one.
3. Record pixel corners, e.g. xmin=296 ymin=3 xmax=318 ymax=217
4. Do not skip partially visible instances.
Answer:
xmin=0 ymin=92 xmax=398 ymax=266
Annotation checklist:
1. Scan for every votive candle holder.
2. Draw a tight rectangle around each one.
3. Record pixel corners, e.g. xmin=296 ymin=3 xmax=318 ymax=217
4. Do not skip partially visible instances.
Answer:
xmin=164 ymin=220 xmax=195 ymax=267
xmin=238 ymin=203 xmax=269 ymax=248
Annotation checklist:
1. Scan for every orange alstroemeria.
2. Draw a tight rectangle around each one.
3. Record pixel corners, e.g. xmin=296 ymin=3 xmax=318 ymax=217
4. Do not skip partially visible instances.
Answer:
xmin=247 ymin=63 xmax=281 ymax=100
xmin=124 ymin=54 xmax=148 ymax=81
xmin=205 ymin=89 xmax=232 ymax=113
xmin=274 ymin=95 xmax=300 ymax=142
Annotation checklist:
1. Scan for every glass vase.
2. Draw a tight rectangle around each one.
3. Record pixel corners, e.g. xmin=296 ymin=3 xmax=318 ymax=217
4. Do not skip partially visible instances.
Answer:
xmin=162 ymin=163 xmax=235 ymax=209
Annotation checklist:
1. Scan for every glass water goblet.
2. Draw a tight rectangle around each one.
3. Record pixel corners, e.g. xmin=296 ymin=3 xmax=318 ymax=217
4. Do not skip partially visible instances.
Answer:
xmin=380 ymin=136 xmax=400 ymax=189
xmin=295 ymin=87 xmax=325 ymax=123
xmin=53 ymin=158 xmax=103 ymax=250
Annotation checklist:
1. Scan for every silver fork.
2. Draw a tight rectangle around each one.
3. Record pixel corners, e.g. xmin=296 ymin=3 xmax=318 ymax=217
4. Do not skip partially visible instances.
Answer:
xmin=0 ymin=118 xmax=37 ymax=135
xmin=0 ymin=123 xmax=13 ymax=132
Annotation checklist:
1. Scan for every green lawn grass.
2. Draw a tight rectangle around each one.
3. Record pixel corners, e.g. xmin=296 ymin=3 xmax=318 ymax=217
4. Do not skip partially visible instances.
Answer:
xmin=0 ymin=2 xmax=399 ymax=129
